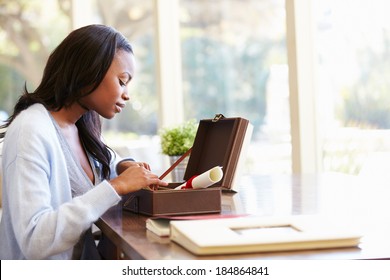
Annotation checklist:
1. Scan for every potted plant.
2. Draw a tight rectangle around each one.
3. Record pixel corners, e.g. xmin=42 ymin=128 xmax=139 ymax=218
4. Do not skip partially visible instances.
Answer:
xmin=159 ymin=119 xmax=198 ymax=181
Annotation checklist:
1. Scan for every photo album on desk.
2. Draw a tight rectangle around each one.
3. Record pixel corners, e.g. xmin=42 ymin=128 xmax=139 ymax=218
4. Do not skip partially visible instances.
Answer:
xmin=169 ymin=216 xmax=362 ymax=255
xmin=146 ymin=214 xmax=361 ymax=255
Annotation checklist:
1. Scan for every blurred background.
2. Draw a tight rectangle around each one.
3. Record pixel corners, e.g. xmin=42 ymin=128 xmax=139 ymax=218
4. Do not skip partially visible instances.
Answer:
xmin=1 ymin=0 xmax=390 ymax=179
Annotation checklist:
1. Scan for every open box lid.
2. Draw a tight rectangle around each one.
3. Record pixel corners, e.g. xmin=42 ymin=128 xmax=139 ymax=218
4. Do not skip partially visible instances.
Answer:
xmin=183 ymin=114 xmax=253 ymax=192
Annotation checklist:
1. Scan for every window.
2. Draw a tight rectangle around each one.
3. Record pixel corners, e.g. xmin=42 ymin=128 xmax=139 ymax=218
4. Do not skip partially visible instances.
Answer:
xmin=314 ymin=0 xmax=390 ymax=176
xmin=179 ymin=0 xmax=290 ymax=175
xmin=2 ymin=0 xmax=389 ymax=178
xmin=0 ymin=0 xmax=294 ymax=177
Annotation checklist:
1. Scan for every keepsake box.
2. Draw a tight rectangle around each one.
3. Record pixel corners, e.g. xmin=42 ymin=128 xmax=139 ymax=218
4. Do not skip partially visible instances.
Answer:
xmin=122 ymin=114 xmax=252 ymax=216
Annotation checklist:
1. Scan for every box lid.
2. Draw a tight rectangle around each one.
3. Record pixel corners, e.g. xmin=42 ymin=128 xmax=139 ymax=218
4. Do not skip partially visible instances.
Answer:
xmin=184 ymin=114 xmax=252 ymax=191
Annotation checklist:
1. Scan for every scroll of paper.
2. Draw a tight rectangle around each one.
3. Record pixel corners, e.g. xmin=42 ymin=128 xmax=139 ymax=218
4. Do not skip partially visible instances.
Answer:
xmin=175 ymin=166 xmax=223 ymax=190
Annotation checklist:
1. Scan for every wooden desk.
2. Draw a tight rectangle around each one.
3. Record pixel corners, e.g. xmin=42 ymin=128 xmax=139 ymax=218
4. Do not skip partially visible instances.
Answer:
xmin=96 ymin=173 xmax=390 ymax=260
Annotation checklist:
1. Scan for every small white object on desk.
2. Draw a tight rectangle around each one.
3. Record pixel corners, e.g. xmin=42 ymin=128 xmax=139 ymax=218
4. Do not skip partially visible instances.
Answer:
xmin=175 ymin=166 xmax=223 ymax=190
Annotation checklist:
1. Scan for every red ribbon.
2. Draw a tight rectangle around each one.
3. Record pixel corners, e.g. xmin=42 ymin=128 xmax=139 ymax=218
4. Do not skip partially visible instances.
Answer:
xmin=181 ymin=175 xmax=197 ymax=189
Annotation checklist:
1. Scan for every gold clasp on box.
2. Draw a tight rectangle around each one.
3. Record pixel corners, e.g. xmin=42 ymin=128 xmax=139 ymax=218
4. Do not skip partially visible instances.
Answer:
xmin=212 ymin=113 xmax=225 ymax=122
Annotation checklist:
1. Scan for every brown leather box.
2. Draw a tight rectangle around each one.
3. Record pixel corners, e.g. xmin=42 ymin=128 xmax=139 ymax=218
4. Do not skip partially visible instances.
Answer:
xmin=122 ymin=115 xmax=252 ymax=216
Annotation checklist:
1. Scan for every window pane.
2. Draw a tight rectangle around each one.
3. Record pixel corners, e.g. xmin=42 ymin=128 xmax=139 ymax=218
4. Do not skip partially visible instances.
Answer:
xmin=179 ymin=0 xmax=290 ymax=175
xmin=89 ymin=0 xmax=158 ymax=135
xmin=88 ymin=0 xmax=163 ymax=172
xmin=315 ymin=0 xmax=390 ymax=175
xmin=0 ymin=0 xmax=70 ymax=115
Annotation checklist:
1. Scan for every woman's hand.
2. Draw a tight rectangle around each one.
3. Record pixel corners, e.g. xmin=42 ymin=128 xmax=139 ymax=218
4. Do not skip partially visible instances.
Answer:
xmin=110 ymin=163 xmax=167 ymax=195
xmin=116 ymin=160 xmax=151 ymax=174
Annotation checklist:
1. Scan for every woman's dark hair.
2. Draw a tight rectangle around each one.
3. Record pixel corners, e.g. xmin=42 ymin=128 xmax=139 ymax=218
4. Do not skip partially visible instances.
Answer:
xmin=0 ymin=24 xmax=133 ymax=179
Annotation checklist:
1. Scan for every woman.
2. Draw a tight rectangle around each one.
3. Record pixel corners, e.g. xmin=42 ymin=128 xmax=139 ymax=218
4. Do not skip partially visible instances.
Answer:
xmin=0 ymin=24 xmax=167 ymax=259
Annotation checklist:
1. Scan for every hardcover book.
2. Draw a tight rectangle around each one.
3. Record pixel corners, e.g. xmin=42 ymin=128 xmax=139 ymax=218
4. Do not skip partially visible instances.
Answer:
xmin=146 ymin=214 xmax=249 ymax=237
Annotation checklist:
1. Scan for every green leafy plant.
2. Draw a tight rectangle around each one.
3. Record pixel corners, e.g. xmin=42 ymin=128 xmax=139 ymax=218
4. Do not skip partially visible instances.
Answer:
xmin=159 ymin=119 xmax=198 ymax=156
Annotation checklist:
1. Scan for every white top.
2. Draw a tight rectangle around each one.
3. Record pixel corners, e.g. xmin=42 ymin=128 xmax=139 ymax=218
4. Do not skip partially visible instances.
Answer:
xmin=0 ymin=103 xmax=122 ymax=259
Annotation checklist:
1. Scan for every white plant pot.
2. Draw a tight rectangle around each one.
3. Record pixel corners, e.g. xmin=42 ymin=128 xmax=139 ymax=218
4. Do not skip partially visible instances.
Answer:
xmin=169 ymin=155 xmax=189 ymax=182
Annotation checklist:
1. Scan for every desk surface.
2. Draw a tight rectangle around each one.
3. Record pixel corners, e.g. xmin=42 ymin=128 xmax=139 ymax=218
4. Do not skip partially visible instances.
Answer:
xmin=96 ymin=173 xmax=390 ymax=260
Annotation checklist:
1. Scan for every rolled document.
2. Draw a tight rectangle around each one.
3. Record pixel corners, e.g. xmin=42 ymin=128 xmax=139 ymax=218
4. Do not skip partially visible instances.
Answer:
xmin=175 ymin=166 xmax=223 ymax=190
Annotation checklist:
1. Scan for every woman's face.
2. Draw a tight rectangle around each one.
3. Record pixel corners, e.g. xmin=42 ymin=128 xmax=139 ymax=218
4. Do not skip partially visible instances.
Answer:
xmin=80 ymin=49 xmax=136 ymax=119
